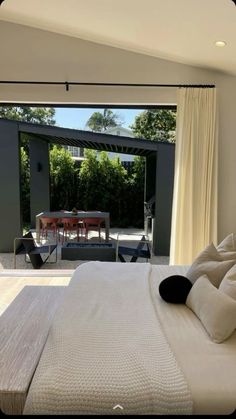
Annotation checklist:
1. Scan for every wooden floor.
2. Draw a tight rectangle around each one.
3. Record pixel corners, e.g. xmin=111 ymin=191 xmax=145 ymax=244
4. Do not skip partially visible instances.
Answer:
xmin=0 ymin=274 xmax=71 ymax=316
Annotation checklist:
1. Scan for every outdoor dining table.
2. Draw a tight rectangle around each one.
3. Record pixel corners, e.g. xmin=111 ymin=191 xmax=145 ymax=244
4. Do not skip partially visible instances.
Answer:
xmin=36 ymin=211 xmax=110 ymax=242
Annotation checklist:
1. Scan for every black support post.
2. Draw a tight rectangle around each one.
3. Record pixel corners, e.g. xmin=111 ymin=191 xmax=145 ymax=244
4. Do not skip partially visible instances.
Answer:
xmin=0 ymin=120 xmax=22 ymax=252
xmin=153 ymin=143 xmax=175 ymax=256
xmin=29 ymin=138 xmax=50 ymax=229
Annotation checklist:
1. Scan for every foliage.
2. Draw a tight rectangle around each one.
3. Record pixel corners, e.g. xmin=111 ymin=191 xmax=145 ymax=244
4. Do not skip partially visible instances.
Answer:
xmin=130 ymin=109 xmax=176 ymax=142
xmin=50 ymin=146 xmax=79 ymax=211
xmin=79 ymin=150 xmax=128 ymax=225
xmin=0 ymin=106 xmax=56 ymax=125
xmin=128 ymin=156 xmax=145 ymax=226
xmin=99 ymin=152 xmax=128 ymax=225
xmin=78 ymin=149 xmax=100 ymax=210
xmin=20 ymin=147 xmax=30 ymax=223
xmin=79 ymin=150 xmax=144 ymax=227
xmin=86 ymin=109 xmax=123 ymax=132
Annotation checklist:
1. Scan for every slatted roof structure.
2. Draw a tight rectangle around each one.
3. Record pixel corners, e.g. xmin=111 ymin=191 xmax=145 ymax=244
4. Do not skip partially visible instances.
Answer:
xmin=16 ymin=119 xmax=160 ymax=157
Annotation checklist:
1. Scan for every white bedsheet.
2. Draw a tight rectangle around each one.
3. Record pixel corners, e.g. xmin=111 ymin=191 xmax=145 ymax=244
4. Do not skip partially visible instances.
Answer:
xmin=150 ymin=265 xmax=236 ymax=415
xmin=23 ymin=262 xmax=193 ymax=415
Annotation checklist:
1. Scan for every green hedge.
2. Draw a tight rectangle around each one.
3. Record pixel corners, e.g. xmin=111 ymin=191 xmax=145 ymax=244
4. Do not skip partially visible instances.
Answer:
xmin=21 ymin=146 xmax=145 ymax=228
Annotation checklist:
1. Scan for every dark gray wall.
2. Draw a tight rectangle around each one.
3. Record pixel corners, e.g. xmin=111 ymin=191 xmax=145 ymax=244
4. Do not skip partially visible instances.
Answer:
xmin=0 ymin=120 xmax=22 ymax=252
xmin=29 ymin=138 xmax=50 ymax=228
xmin=145 ymin=153 xmax=157 ymax=204
xmin=145 ymin=153 xmax=157 ymax=248
xmin=152 ymin=143 xmax=175 ymax=256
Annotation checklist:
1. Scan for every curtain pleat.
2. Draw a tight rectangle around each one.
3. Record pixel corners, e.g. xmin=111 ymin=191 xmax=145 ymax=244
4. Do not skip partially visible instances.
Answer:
xmin=169 ymin=88 xmax=218 ymax=265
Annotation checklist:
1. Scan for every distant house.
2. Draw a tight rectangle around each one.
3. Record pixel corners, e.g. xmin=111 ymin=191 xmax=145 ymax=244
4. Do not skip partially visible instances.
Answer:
xmin=64 ymin=145 xmax=82 ymax=158
xmin=102 ymin=126 xmax=135 ymax=162
xmin=65 ymin=126 xmax=135 ymax=162
xmin=105 ymin=126 xmax=134 ymax=138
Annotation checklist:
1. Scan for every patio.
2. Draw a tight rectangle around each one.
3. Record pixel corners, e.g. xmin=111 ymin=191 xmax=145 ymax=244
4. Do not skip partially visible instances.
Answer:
xmin=0 ymin=227 xmax=169 ymax=270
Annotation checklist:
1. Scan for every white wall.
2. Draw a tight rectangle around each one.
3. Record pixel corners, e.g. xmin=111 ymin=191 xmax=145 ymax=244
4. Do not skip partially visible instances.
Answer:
xmin=0 ymin=21 xmax=217 ymax=104
xmin=217 ymin=76 xmax=236 ymax=239
xmin=0 ymin=21 xmax=235 ymax=241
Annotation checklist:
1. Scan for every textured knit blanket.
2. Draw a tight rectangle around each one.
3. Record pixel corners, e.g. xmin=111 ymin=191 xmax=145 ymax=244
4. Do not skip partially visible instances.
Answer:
xmin=23 ymin=262 xmax=193 ymax=415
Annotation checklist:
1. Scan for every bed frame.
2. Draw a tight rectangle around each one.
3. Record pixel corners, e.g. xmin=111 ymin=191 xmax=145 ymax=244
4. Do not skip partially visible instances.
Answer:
xmin=0 ymin=286 xmax=65 ymax=415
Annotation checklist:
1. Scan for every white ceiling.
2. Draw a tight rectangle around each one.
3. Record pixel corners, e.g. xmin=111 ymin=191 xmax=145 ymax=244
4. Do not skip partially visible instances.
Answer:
xmin=1 ymin=0 xmax=236 ymax=76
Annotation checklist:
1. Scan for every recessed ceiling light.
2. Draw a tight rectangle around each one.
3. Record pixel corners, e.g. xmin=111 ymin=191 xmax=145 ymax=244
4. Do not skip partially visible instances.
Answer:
xmin=215 ymin=41 xmax=227 ymax=47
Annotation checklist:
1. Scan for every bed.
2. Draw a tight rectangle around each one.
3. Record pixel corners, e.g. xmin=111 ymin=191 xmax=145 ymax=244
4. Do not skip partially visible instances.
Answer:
xmin=2 ymin=262 xmax=236 ymax=415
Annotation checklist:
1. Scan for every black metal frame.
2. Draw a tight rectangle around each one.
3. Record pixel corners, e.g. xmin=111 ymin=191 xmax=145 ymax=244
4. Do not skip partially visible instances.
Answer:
xmin=116 ymin=234 xmax=151 ymax=263
xmin=13 ymin=232 xmax=57 ymax=269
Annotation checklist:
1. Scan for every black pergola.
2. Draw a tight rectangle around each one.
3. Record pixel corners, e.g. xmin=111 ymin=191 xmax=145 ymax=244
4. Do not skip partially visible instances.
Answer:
xmin=19 ymin=120 xmax=159 ymax=156
xmin=0 ymin=118 xmax=175 ymax=255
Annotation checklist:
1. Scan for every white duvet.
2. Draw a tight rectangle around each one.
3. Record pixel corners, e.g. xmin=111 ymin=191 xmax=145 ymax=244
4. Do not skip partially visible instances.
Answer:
xmin=23 ymin=262 xmax=193 ymax=415
xmin=150 ymin=264 xmax=236 ymax=415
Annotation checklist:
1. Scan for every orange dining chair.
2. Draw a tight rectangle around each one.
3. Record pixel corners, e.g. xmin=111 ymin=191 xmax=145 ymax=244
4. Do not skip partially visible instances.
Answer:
xmin=40 ymin=217 xmax=59 ymax=242
xmin=83 ymin=218 xmax=104 ymax=242
xmin=56 ymin=210 xmax=69 ymax=241
xmin=61 ymin=217 xmax=80 ymax=243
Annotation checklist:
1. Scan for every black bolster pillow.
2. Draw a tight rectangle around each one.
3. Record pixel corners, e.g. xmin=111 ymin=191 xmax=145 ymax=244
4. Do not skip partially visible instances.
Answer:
xmin=159 ymin=275 xmax=193 ymax=304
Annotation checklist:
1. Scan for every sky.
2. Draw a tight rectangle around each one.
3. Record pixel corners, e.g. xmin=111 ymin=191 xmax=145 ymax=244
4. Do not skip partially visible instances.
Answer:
xmin=55 ymin=107 xmax=142 ymax=130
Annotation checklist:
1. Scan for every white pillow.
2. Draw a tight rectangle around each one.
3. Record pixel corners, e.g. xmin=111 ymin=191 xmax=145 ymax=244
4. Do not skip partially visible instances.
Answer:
xmin=186 ymin=243 xmax=235 ymax=287
xmin=217 ymin=233 xmax=236 ymax=260
xmin=219 ymin=264 xmax=236 ymax=301
xmin=186 ymin=275 xmax=236 ymax=343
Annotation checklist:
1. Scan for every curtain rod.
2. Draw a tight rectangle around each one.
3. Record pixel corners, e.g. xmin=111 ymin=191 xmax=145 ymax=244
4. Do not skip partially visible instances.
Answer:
xmin=0 ymin=80 xmax=215 ymax=91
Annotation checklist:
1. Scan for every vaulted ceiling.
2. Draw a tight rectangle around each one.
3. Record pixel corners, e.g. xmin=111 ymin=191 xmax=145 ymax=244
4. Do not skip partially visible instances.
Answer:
xmin=0 ymin=0 xmax=236 ymax=76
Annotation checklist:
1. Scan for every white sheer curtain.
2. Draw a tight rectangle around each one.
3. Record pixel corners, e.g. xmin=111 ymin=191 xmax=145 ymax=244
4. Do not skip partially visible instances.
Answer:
xmin=170 ymin=88 xmax=218 ymax=265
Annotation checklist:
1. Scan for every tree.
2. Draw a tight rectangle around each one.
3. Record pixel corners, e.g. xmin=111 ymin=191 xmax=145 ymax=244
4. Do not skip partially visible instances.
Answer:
xmin=0 ymin=106 xmax=56 ymax=125
xmin=130 ymin=109 xmax=176 ymax=142
xmin=86 ymin=109 xmax=123 ymax=132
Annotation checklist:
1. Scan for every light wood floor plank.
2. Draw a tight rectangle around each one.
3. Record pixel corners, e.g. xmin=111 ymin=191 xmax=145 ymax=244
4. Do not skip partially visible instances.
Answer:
xmin=0 ymin=275 xmax=71 ymax=316
xmin=0 ymin=285 xmax=67 ymax=414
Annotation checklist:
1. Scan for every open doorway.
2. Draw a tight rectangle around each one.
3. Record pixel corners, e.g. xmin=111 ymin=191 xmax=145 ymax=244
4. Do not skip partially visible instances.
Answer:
xmin=0 ymin=105 xmax=176 ymax=257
